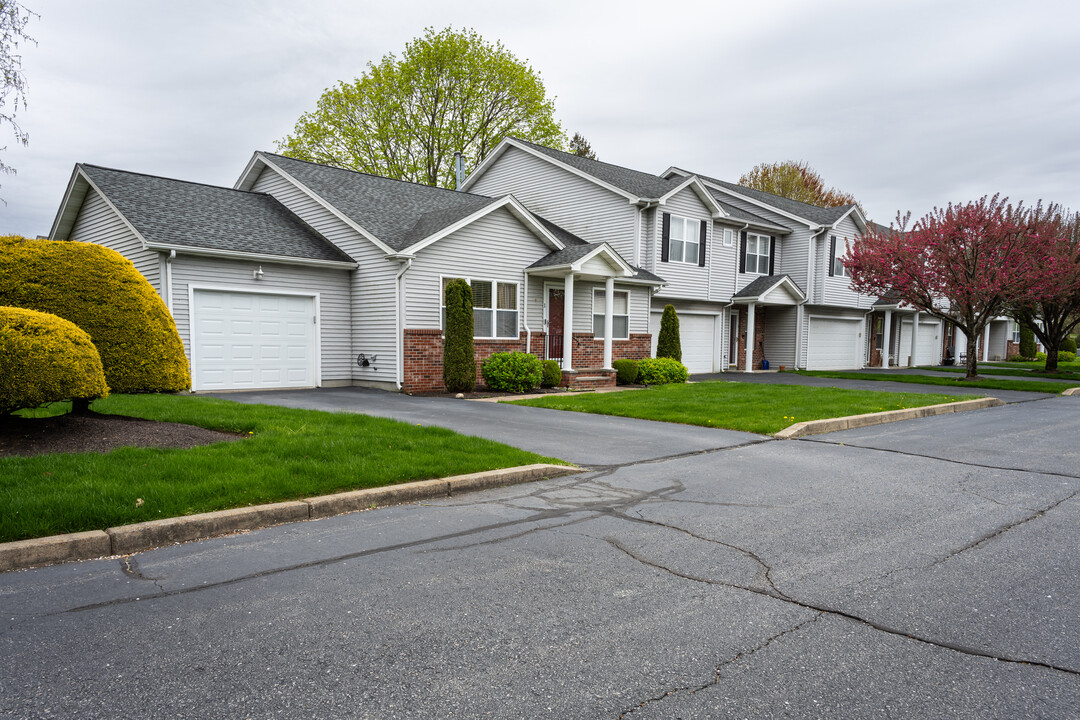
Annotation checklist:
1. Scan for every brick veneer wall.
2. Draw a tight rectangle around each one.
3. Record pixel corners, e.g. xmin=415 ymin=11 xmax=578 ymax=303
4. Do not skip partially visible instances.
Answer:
xmin=402 ymin=329 xmax=653 ymax=393
xmin=733 ymin=308 xmax=767 ymax=371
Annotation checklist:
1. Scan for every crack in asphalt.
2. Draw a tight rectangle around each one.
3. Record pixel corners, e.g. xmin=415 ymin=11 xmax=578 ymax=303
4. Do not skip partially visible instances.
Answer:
xmin=618 ymin=614 xmax=825 ymax=718
xmin=601 ymin=533 xmax=1080 ymax=678
xmin=120 ymin=557 xmax=165 ymax=593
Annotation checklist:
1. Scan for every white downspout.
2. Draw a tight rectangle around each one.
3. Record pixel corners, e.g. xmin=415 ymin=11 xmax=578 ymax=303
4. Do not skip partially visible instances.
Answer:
xmin=734 ymin=222 xmax=749 ymax=298
xmin=165 ymin=249 xmax=176 ymax=315
xmin=394 ymin=258 xmax=412 ymax=391
xmin=522 ymin=270 xmax=532 ymax=356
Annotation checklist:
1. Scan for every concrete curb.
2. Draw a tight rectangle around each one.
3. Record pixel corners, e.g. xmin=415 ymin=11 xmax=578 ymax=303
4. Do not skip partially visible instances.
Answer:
xmin=472 ymin=386 xmax=644 ymax=403
xmin=774 ymin=397 xmax=1005 ymax=439
xmin=0 ymin=463 xmax=580 ymax=573
xmin=1062 ymin=387 xmax=1080 ymax=396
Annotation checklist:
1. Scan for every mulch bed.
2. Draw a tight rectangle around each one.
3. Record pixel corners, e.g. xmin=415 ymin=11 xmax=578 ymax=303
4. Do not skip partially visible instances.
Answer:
xmin=0 ymin=412 xmax=243 ymax=458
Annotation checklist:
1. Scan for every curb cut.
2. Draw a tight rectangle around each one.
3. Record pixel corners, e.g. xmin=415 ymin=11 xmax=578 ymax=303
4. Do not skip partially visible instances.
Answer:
xmin=1063 ymin=387 xmax=1080 ymax=396
xmin=774 ymin=397 xmax=1005 ymax=439
xmin=0 ymin=463 xmax=580 ymax=573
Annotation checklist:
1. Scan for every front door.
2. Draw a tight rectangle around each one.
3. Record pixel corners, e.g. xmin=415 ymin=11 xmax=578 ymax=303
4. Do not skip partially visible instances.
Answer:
xmin=547 ymin=288 xmax=564 ymax=362
xmin=729 ymin=313 xmax=739 ymax=367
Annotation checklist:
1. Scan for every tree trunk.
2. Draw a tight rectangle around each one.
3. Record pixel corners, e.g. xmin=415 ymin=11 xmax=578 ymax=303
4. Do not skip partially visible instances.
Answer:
xmin=964 ymin=331 xmax=980 ymax=380
xmin=1045 ymin=346 xmax=1059 ymax=373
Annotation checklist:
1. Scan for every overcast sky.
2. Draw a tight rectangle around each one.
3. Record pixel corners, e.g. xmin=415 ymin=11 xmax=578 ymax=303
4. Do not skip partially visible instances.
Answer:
xmin=2 ymin=0 xmax=1078 ymax=236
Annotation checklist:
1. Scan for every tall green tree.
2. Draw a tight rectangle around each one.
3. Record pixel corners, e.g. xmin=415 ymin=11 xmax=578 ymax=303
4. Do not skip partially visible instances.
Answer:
xmin=0 ymin=2 xmax=34 ymax=187
xmin=739 ymin=160 xmax=862 ymax=215
xmin=278 ymin=27 xmax=565 ymax=188
xmin=443 ymin=278 xmax=475 ymax=392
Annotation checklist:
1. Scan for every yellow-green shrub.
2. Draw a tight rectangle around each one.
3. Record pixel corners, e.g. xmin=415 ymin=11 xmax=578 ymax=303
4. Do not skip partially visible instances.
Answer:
xmin=0 ymin=235 xmax=190 ymax=393
xmin=0 ymin=306 xmax=109 ymax=413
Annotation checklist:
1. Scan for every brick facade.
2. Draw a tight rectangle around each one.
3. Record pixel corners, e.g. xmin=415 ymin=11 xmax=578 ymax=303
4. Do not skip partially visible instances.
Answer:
xmin=402 ymin=328 xmax=652 ymax=393
xmin=733 ymin=308 xmax=767 ymax=371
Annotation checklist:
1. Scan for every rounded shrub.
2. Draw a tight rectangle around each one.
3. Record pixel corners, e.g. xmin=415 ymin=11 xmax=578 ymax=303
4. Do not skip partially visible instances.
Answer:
xmin=1036 ymin=351 xmax=1047 ymax=361
xmin=0 ymin=235 xmax=189 ymax=394
xmin=612 ymin=358 xmax=639 ymax=385
xmin=541 ymin=359 xmax=562 ymax=388
xmin=481 ymin=352 xmax=542 ymax=393
xmin=442 ymin=278 xmax=475 ymax=393
xmin=1019 ymin=324 xmax=1036 ymax=359
xmin=636 ymin=357 xmax=689 ymax=385
xmin=1061 ymin=336 xmax=1077 ymax=353
xmin=656 ymin=304 xmax=681 ymax=361
xmin=0 ymin=306 xmax=109 ymax=414
xmin=1059 ymin=351 xmax=1077 ymax=363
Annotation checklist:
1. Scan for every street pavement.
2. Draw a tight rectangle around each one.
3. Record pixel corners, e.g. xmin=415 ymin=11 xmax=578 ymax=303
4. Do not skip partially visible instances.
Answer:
xmin=1 ymin=391 xmax=1078 ymax=718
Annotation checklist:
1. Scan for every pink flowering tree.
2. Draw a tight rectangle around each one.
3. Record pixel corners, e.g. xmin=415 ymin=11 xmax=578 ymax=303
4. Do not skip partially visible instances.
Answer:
xmin=1007 ymin=207 xmax=1080 ymax=372
xmin=844 ymin=195 xmax=1049 ymax=379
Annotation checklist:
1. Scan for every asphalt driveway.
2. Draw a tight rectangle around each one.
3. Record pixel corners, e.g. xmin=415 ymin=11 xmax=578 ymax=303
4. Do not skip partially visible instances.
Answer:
xmin=2 ymin=391 xmax=1077 ymax=718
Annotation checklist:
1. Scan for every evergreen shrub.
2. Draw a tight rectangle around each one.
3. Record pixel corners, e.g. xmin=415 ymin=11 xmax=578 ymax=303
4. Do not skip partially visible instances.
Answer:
xmin=612 ymin=358 xmax=639 ymax=385
xmin=481 ymin=352 xmax=542 ymax=393
xmin=1019 ymin=324 xmax=1037 ymax=359
xmin=442 ymin=278 xmax=475 ymax=392
xmin=1061 ymin=336 xmax=1077 ymax=353
xmin=636 ymin=357 xmax=689 ymax=385
xmin=655 ymin=304 xmax=681 ymax=361
xmin=0 ymin=306 xmax=109 ymax=414
xmin=541 ymin=359 xmax=562 ymax=388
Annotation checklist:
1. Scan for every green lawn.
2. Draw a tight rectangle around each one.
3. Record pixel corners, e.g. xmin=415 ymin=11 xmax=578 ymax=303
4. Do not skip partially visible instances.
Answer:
xmin=983 ymin=360 xmax=1080 ymax=372
xmin=508 ymin=381 xmax=961 ymax=435
xmin=917 ymin=365 xmax=1080 ymax=381
xmin=792 ymin=370 xmax=1065 ymax=394
xmin=0 ymin=394 xmax=560 ymax=543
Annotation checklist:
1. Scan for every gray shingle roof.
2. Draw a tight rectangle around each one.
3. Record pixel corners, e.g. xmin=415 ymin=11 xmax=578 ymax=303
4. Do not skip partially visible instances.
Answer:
xmin=691 ymin=170 xmax=855 ymax=226
xmin=262 ymin=153 xmax=499 ymax=252
xmin=528 ymin=217 xmax=663 ymax=284
xmin=733 ymin=274 xmax=804 ymax=299
xmin=712 ymin=198 xmax=792 ymax=230
xmin=79 ymin=164 xmax=354 ymax=263
xmin=509 ymin=138 xmax=678 ymax=199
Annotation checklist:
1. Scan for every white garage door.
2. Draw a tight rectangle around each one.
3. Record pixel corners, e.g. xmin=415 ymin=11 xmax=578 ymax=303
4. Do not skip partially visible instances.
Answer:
xmin=650 ymin=312 xmax=717 ymax=374
xmin=807 ymin=317 xmax=862 ymax=370
xmin=898 ymin=319 xmax=941 ymax=366
xmin=192 ymin=289 xmax=316 ymax=391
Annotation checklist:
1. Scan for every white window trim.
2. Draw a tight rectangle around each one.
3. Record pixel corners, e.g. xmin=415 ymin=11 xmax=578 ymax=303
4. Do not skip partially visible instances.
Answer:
xmin=440 ymin=275 xmax=520 ymax=340
xmin=832 ymin=235 xmax=850 ymax=278
xmin=723 ymin=227 xmax=734 ymax=247
xmin=592 ymin=288 xmax=630 ymax=340
xmin=746 ymin=233 xmax=771 ymax=276
xmin=668 ymin=215 xmax=701 ymax=265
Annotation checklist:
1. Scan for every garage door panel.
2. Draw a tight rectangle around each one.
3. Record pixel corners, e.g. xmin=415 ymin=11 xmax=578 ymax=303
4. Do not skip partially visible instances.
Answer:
xmin=807 ymin=318 xmax=862 ymax=370
xmin=899 ymin=319 xmax=941 ymax=366
xmin=193 ymin=290 xmax=316 ymax=391
xmin=650 ymin=312 xmax=717 ymax=374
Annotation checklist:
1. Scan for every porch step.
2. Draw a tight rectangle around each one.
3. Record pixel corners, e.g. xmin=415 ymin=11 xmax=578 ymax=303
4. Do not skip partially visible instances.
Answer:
xmin=560 ymin=368 xmax=616 ymax=390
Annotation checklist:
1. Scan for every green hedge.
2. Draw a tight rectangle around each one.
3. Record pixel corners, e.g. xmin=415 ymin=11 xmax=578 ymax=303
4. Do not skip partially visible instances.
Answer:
xmin=541 ymin=359 xmax=562 ymax=388
xmin=1061 ymin=336 xmax=1077 ymax=353
xmin=0 ymin=235 xmax=189 ymax=393
xmin=637 ymin=357 xmax=689 ymax=385
xmin=0 ymin=306 xmax=109 ymax=414
xmin=1019 ymin=324 xmax=1036 ymax=359
xmin=612 ymin=358 xmax=639 ymax=385
xmin=481 ymin=351 xmax=542 ymax=393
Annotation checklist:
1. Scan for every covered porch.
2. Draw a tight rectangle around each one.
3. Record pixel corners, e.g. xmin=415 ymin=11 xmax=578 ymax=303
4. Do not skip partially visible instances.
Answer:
xmin=730 ymin=275 xmax=806 ymax=372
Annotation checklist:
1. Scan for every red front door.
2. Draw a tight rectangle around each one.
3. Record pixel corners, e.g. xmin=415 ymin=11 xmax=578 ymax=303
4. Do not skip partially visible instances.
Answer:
xmin=547 ymin=288 xmax=564 ymax=361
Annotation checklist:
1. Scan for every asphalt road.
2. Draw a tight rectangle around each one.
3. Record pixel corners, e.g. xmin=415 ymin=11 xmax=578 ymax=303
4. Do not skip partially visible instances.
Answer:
xmin=2 ymin=393 xmax=1078 ymax=718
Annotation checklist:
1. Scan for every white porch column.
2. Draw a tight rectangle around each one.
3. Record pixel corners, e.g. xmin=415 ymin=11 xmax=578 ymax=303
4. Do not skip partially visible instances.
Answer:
xmin=603 ymin=277 xmax=614 ymax=369
xmin=909 ymin=311 xmax=920 ymax=367
xmin=744 ymin=302 xmax=756 ymax=372
xmin=881 ymin=310 xmax=892 ymax=368
xmin=982 ymin=322 xmax=991 ymax=362
xmin=562 ymin=272 xmax=575 ymax=371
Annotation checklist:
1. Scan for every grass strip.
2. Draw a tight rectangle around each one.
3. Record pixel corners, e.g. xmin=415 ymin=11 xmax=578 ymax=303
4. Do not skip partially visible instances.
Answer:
xmin=916 ymin=366 xmax=1080 ymax=381
xmin=793 ymin=370 xmax=1063 ymax=393
xmin=508 ymin=381 xmax=960 ymax=435
xmin=0 ymin=394 xmax=560 ymax=543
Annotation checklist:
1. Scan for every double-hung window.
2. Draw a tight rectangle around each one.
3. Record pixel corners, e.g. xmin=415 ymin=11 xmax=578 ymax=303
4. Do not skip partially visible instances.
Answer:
xmin=831 ymin=235 xmax=849 ymax=277
xmin=592 ymin=289 xmax=629 ymax=340
xmin=1011 ymin=322 xmax=1021 ymax=344
xmin=441 ymin=277 xmax=519 ymax=339
xmin=745 ymin=234 xmax=771 ymax=274
xmin=668 ymin=216 xmax=700 ymax=264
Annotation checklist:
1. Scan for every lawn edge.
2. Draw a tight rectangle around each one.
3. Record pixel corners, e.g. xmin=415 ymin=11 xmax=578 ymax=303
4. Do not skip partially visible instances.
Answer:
xmin=775 ymin=397 xmax=1005 ymax=439
xmin=1062 ymin=387 xmax=1080 ymax=396
xmin=0 ymin=463 xmax=581 ymax=573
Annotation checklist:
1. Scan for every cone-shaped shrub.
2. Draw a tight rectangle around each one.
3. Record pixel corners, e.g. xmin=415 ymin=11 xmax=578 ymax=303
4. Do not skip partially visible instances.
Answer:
xmin=656 ymin=304 xmax=681 ymax=361
xmin=0 ymin=306 xmax=109 ymax=414
xmin=541 ymin=359 xmax=562 ymax=388
xmin=443 ymin=278 xmax=475 ymax=392
xmin=1019 ymin=324 xmax=1036 ymax=359
xmin=0 ymin=236 xmax=190 ymax=393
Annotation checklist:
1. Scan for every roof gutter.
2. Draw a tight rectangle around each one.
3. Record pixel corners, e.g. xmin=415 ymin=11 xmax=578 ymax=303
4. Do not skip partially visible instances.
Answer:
xmin=164 ymin=249 xmax=176 ymax=315
xmin=144 ymin=243 xmax=357 ymax=270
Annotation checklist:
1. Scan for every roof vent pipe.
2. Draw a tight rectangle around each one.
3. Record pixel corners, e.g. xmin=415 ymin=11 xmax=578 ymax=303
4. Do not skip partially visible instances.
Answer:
xmin=454 ymin=151 xmax=465 ymax=190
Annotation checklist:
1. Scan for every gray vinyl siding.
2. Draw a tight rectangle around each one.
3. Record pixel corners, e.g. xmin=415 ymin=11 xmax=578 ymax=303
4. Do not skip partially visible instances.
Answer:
xmin=251 ymin=166 xmax=398 ymax=384
xmin=653 ymin=188 xmax=713 ymax=302
xmin=776 ymin=226 xmax=813 ymax=293
xmin=823 ymin=215 xmax=874 ymax=309
xmin=799 ymin=305 xmax=869 ymax=368
xmin=169 ymin=255 xmax=352 ymax=383
xmin=67 ymin=188 xmax=161 ymax=291
xmin=763 ymin=306 xmax=798 ymax=368
xmin=708 ymin=222 xmax=739 ymax=302
xmin=734 ymin=229 xmax=783 ymax=295
xmin=573 ymin=282 xmax=650 ymax=335
xmin=468 ymin=146 xmax=639 ymax=261
xmin=403 ymin=207 xmax=548 ymax=330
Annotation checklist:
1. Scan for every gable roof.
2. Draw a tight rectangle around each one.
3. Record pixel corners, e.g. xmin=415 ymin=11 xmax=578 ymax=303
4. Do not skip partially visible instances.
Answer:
xmin=52 ymin=164 xmax=355 ymax=265
xmin=528 ymin=217 xmax=663 ymax=284
xmin=252 ymin=153 xmax=527 ymax=253
xmin=732 ymin=273 xmax=807 ymax=303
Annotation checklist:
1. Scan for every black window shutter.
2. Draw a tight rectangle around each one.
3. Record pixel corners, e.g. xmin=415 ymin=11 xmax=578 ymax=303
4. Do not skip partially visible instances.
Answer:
xmin=769 ymin=236 xmax=776 ymax=275
xmin=661 ymin=213 xmax=671 ymax=263
xmin=698 ymin=221 xmax=707 ymax=267
xmin=828 ymin=235 xmax=836 ymax=277
xmin=739 ymin=231 xmax=747 ymax=273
